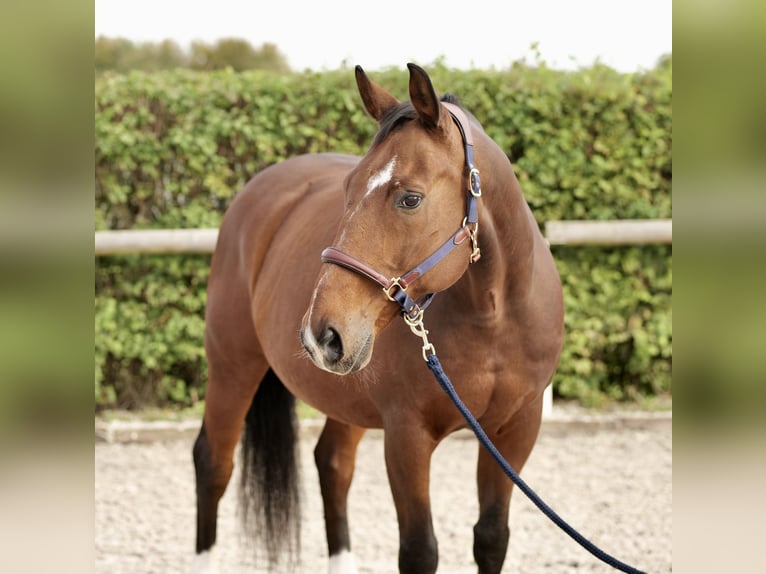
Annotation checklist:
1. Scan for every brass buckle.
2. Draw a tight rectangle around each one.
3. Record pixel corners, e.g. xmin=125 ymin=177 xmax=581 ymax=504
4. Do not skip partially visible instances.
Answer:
xmin=383 ymin=277 xmax=405 ymax=302
xmin=469 ymin=168 xmax=482 ymax=197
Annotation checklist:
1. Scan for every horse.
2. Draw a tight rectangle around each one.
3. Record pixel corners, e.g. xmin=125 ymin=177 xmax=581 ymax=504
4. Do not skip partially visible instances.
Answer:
xmin=192 ymin=63 xmax=564 ymax=574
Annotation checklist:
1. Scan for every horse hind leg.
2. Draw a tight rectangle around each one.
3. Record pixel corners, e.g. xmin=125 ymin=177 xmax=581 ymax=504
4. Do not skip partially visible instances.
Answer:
xmin=473 ymin=397 xmax=544 ymax=574
xmin=314 ymin=418 xmax=366 ymax=574
xmin=191 ymin=355 xmax=267 ymax=573
xmin=192 ymin=423 xmax=228 ymax=574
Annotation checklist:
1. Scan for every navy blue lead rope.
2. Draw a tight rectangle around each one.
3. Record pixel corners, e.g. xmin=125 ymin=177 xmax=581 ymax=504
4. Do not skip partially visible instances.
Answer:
xmin=425 ymin=353 xmax=647 ymax=574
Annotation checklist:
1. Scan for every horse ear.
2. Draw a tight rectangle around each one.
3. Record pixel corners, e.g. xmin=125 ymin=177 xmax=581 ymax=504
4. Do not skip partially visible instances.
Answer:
xmin=407 ymin=63 xmax=440 ymax=130
xmin=355 ymin=65 xmax=399 ymax=122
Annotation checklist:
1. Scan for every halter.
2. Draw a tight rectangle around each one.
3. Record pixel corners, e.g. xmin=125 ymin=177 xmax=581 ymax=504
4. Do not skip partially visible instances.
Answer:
xmin=320 ymin=102 xmax=482 ymax=325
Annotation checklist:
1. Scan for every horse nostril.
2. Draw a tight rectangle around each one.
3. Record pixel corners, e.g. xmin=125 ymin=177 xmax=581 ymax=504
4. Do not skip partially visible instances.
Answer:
xmin=319 ymin=326 xmax=344 ymax=362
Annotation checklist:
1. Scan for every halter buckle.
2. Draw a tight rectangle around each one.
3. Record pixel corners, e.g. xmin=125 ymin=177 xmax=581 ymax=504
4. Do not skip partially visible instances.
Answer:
xmin=469 ymin=168 xmax=482 ymax=197
xmin=383 ymin=277 xmax=405 ymax=302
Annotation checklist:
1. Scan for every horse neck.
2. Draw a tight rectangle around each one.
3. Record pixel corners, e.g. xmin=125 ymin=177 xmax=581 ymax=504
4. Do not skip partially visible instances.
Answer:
xmin=453 ymin=134 xmax=538 ymax=315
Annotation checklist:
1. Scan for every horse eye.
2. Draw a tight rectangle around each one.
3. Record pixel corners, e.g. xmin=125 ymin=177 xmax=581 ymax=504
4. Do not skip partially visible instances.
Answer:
xmin=398 ymin=193 xmax=423 ymax=210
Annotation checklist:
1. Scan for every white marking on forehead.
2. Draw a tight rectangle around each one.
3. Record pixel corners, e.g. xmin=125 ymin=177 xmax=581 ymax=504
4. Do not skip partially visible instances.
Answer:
xmin=365 ymin=157 xmax=397 ymax=196
xmin=338 ymin=156 xmax=397 ymax=245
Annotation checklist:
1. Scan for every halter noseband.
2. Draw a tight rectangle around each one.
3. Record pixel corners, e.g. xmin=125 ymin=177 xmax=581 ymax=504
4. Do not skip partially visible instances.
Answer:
xmin=320 ymin=102 xmax=482 ymax=320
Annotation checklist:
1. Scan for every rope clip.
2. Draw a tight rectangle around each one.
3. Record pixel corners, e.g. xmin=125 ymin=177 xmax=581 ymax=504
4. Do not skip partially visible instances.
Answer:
xmin=403 ymin=310 xmax=436 ymax=361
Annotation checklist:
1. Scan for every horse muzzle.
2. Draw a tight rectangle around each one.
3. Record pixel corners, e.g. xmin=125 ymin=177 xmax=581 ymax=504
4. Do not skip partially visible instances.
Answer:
xmin=300 ymin=317 xmax=373 ymax=375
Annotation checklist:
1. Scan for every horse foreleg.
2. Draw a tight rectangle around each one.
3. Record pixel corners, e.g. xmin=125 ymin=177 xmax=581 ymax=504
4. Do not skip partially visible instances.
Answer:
xmin=384 ymin=423 xmax=439 ymax=574
xmin=473 ymin=397 xmax=544 ymax=574
xmin=314 ymin=417 xmax=366 ymax=574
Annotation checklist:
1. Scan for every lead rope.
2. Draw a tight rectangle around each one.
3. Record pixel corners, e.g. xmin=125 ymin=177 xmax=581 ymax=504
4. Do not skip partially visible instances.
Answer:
xmin=406 ymin=314 xmax=647 ymax=574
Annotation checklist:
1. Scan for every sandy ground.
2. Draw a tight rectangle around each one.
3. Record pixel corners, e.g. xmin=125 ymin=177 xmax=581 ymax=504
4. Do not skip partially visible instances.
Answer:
xmin=95 ymin=408 xmax=671 ymax=573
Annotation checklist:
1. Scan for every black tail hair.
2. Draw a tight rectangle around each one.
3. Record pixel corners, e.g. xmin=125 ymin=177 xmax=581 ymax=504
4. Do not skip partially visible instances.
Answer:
xmin=239 ymin=368 xmax=301 ymax=568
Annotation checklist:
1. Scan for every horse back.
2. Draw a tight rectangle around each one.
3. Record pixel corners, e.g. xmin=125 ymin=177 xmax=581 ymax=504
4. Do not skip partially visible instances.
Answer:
xmin=212 ymin=153 xmax=357 ymax=287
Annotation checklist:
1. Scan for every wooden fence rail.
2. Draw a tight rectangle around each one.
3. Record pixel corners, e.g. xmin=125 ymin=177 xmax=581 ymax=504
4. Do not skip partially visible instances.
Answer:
xmin=94 ymin=228 xmax=219 ymax=255
xmin=94 ymin=219 xmax=671 ymax=418
xmin=545 ymin=219 xmax=672 ymax=246
xmin=94 ymin=219 xmax=672 ymax=256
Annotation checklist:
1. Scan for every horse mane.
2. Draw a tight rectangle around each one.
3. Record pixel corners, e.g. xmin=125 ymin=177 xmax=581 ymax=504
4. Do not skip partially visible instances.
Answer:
xmin=441 ymin=93 xmax=461 ymax=105
xmin=371 ymin=93 xmax=475 ymax=147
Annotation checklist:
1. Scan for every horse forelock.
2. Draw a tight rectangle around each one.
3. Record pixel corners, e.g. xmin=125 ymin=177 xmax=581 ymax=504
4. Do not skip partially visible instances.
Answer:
xmin=371 ymin=102 xmax=416 ymax=147
xmin=370 ymin=94 xmax=468 ymax=148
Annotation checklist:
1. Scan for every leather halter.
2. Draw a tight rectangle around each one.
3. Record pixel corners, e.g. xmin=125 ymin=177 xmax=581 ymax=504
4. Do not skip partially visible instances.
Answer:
xmin=320 ymin=102 xmax=482 ymax=319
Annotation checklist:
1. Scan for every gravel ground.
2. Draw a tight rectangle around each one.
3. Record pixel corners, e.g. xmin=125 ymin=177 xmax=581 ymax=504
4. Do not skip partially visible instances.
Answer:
xmin=95 ymin=408 xmax=671 ymax=573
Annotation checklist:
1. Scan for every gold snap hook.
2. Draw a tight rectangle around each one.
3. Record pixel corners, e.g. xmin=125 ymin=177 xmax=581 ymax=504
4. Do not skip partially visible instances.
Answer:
xmin=403 ymin=311 xmax=436 ymax=361
xmin=469 ymin=222 xmax=481 ymax=263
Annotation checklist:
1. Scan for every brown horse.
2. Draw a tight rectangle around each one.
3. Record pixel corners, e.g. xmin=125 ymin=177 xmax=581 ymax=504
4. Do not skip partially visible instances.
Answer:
xmin=192 ymin=63 xmax=563 ymax=574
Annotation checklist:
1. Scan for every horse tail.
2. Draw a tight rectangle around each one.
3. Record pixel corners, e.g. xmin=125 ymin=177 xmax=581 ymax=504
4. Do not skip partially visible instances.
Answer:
xmin=239 ymin=368 xmax=301 ymax=568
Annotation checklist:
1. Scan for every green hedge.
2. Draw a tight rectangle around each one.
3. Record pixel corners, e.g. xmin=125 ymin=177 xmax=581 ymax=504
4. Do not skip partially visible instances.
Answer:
xmin=95 ymin=62 xmax=671 ymax=409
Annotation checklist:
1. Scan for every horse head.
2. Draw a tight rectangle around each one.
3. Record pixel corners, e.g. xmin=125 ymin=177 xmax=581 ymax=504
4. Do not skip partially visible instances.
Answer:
xmin=301 ymin=64 xmax=477 ymax=375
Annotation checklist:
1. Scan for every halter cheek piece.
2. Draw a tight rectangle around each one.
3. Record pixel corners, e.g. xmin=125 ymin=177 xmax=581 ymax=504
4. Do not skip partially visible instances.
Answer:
xmin=320 ymin=102 xmax=482 ymax=322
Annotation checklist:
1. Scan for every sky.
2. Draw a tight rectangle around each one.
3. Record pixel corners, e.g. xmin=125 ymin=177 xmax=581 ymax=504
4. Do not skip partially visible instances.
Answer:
xmin=94 ymin=0 xmax=672 ymax=73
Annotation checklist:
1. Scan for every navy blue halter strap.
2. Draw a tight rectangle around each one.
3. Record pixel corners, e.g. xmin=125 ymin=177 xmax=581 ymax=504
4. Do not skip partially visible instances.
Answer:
xmin=320 ymin=102 xmax=481 ymax=319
